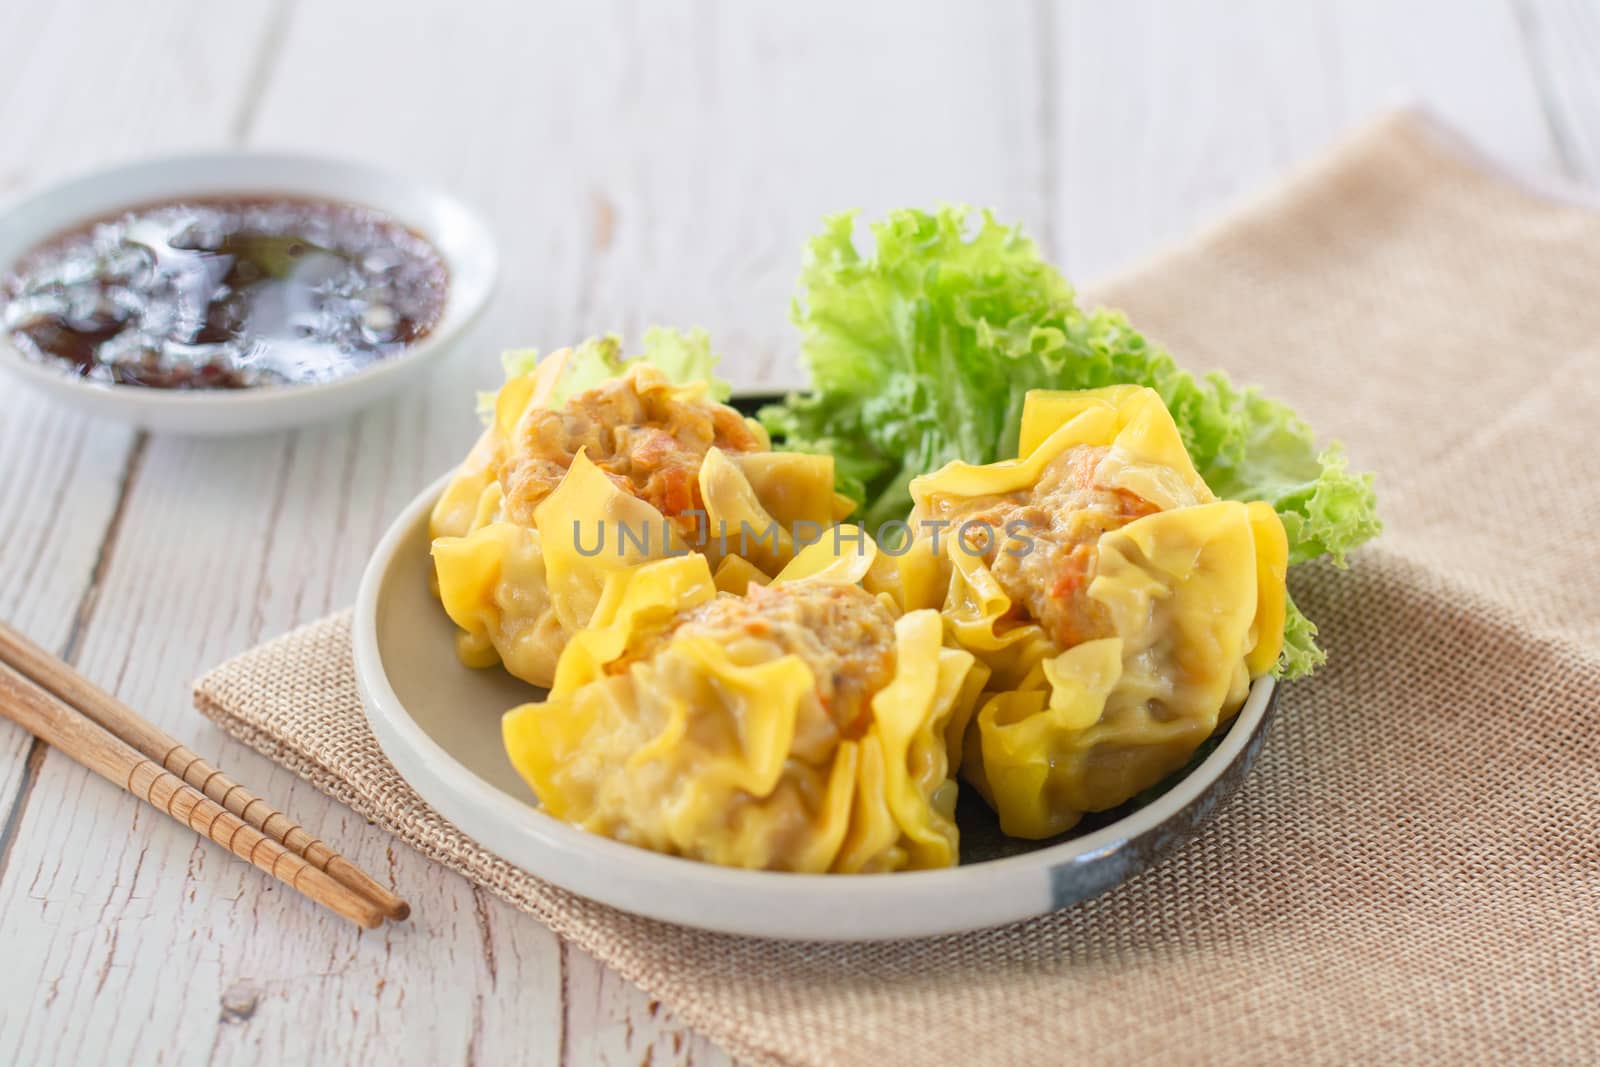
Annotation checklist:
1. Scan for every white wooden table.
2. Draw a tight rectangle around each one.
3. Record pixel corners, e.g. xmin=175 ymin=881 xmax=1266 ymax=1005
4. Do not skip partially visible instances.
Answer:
xmin=0 ymin=2 xmax=1594 ymax=1063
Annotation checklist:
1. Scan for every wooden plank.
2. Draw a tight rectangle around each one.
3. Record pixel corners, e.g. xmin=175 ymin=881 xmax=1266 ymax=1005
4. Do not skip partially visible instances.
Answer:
xmin=32 ymin=2 xmax=1036 ymax=1064
xmin=0 ymin=410 xmax=130 ymax=833
xmin=244 ymin=0 xmax=1052 ymax=395
xmin=0 ymin=2 xmax=273 ymax=1063
xmin=0 ymin=409 xmax=563 ymax=1065
xmin=562 ymin=952 xmax=724 ymax=1067
xmin=1051 ymin=0 xmax=1555 ymax=280
xmin=550 ymin=0 xmax=1055 ymax=390
xmin=0 ymin=0 xmax=280 ymax=854
xmin=5 ymin=3 xmax=1573 ymax=1066
xmin=1512 ymin=0 xmax=1600 ymax=180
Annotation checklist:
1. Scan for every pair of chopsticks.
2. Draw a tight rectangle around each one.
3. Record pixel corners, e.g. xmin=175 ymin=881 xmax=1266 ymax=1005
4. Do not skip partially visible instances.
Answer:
xmin=0 ymin=621 xmax=407 ymax=928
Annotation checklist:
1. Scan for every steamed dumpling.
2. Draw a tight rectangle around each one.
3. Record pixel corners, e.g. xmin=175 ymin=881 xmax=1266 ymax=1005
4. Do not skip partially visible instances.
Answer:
xmin=909 ymin=385 xmax=1288 ymax=838
xmin=501 ymin=537 xmax=984 ymax=872
xmin=431 ymin=351 xmax=851 ymax=688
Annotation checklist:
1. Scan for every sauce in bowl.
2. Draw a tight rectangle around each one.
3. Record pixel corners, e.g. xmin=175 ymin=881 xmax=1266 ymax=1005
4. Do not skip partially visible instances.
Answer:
xmin=0 ymin=196 xmax=449 ymax=389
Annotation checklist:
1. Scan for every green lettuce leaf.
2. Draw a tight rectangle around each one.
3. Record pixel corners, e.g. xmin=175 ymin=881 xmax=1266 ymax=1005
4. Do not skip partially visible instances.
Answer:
xmin=477 ymin=328 xmax=730 ymax=420
xmin=637 ymin=326 xmax=732 ymax=401
xmin=761 ymin=206 xmax=1380 ymax=677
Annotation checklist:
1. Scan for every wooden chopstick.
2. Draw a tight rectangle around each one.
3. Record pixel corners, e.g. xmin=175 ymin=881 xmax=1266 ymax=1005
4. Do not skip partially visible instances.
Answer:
xmin=0 ymin=659 xmax=383 ymax=928
xmin=0 ymin=621 xmax=408 ymax=923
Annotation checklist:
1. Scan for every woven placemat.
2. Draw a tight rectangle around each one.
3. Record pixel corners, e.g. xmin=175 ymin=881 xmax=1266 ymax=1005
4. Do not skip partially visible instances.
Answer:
xmin=195 ymin=111 xmax=1600 ymax=1066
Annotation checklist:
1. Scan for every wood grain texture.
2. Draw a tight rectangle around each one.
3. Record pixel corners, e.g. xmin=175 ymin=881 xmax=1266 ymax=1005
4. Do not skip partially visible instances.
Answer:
xmin=0 ymin=0 xmax=272 ymax=917
xmin=1513 ymin=0 xmax=1600 ymax=178
xmin=0 ymin=408 xmax=131 ymax=833
xmin=1053 ymin=0 xmax=1558 ymax=487
xmin=0 ymin=619 xmax=408 ymax=918
xmin=0 ymin=660 xmax=384 ymax=928
xmin=1052 ymin=0 xmax=1555 ymax=282
xmin=220 ymin=2 xmax=1043 ymax=1061
xmin=0 ymin=1 xmax=1594 ymax=1064
xmin=0 ymin=0 xmax=287 ymax=835
xmin=0 ymin=423 xmax=564 ymax=1064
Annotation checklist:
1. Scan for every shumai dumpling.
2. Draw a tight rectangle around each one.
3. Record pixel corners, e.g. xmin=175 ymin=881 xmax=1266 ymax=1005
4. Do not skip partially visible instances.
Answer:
xmin=431 ymin=341 xmax=852 ymax=688
xmin=501 ymin=535 xmax=984 ymax=872
xmin=909 ymin=384 xmax=1289 ymax=839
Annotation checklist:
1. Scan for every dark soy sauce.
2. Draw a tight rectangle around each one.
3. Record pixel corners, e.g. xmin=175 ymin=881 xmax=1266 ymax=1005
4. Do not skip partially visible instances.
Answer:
xmin=1 ymin=196 xmax=449 ymax=389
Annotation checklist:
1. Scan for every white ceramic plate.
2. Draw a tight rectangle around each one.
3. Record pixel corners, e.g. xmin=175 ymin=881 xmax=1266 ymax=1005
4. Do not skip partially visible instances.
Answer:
xmin=355 ymin=469 xmax=1279 ymax=941
xmin=0 ymin=154 xmax=497 ymax=434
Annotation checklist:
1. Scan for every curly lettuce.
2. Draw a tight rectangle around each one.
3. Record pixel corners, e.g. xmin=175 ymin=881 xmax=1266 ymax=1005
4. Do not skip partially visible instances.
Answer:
xmin=479 ymin=327 xmax=730 ymax=420
xmin=760 ymin=207 xmax=1379 ymax=677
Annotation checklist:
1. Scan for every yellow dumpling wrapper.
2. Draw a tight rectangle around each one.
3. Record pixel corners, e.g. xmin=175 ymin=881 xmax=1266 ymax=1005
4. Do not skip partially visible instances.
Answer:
xmin=772 ymin=525 xmax=876 ymax=585
xmin=697 ymin=447 xmax=810 ymax=574
xmin=535 ymin=449 xmax=689 ymax=633
xmin=430 ymin=346 xmax=573 ymax=542
xmin=911 ymin=383 xmax=1214 ymax=517
xmin=432 ymin=520 xmax=562 ymax=681
xmin=432 ymin=449 xmax=684 ymax=687
xmin=1244 ymin=500 xmax=1289 ymax=676
xmin=937 ymin=543 xmax=1062 ymax=694
xmin=1017 ymin=384 xmax=1210 ymax=508
xmin=429 ymin=427 xmax=503 ymax=542
xmin=711 ymin=553 xmax=770 ymax=596
xmin=502 ymin=544 xmax=981 ymax=872
xmin=725 ymin=451 xmax=840 ymax=530
xmin=908 ymin=385 xmax=1291 ymax=839
xmin=862 ymin=533 xmax=944 ymax=614
xmin=967 ymin=502 xmax=1267 ymax=838
xmin=429 ymin=359 xmax=843 ymax=687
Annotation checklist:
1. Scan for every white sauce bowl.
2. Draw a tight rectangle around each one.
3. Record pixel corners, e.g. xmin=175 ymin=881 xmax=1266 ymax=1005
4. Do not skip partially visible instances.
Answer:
xmin=0 ymin=154 xmax=497 ymax=435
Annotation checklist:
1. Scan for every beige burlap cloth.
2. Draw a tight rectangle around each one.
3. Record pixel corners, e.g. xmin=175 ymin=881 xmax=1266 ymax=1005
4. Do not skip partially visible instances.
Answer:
xmin=195 ymin=111 xmax=1600 ymax=1065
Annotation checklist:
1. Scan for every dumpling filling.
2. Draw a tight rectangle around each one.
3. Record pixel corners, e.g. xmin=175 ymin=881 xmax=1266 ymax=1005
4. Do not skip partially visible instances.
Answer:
xmin=503 ymin=368 xmax=767 ymax=540
xmin=908 ymin=385 xmax=1288 ymax=838
xmin=927 ymin=444 xmax=1169 ymax=650
xmin=616 ymin=582 xmax=899 ymax=743
xmin=430 ymin=349 xmax=846 ymax=689
xmin=503 ymin=553 xmax=980 ymax=872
